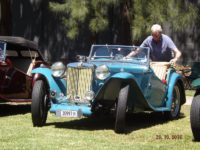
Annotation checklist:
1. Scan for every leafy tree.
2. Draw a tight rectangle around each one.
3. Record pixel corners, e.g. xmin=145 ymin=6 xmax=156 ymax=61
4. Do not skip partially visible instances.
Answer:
xmin=49 ymin=0 xmax=198 ymax=44
xmin=49 ymin=0 xmax=115 ymax=39
xmin=132 ymin=0 xmax=198 ymax=41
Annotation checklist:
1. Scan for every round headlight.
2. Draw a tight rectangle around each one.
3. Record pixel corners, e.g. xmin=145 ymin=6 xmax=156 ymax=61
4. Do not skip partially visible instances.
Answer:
xmin=51 ymin=62 xmax=66 ymax=78
xmin=85 ymin=91 xmax=95 ymax=101
xmin=95 ymin=65 xmax=110 ymax=80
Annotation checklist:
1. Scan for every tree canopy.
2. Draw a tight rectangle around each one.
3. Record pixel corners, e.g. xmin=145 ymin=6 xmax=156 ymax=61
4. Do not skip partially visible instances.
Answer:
xmin=49 ymin=0 xmax=198 ymax=44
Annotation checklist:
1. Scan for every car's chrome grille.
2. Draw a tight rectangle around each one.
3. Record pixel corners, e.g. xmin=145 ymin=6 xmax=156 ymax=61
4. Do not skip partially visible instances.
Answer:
xmin=66 ymin=67 xmax=93 ymax=103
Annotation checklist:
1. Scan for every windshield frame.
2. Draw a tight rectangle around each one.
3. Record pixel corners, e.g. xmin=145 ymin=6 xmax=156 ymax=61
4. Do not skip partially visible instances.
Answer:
xmin=88 ymin=44 xmax=150 ymax=66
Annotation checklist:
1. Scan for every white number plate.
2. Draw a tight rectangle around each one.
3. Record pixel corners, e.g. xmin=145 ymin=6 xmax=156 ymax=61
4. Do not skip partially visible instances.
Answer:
xmin=56 ymin=110 xmax=82 ymax=118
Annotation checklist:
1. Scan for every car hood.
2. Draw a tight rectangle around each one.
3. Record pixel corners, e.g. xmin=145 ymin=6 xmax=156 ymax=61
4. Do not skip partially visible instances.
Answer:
xmin=67 ymin=61 xmax=149 ymax=74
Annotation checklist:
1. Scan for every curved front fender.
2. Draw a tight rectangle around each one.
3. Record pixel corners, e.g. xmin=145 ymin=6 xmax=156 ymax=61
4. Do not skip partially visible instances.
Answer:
xmin=111 ymin=72 xmax=137 ymax=80
xmin=166 ymin=72 xmax=183 ymax=108
xmin=32 ymin=68 xmax=66 ymax=95
xmin=96 ymin=72 xmax=139 ymax=100
xmin=95 ymin=72 xmax=149 ymax=110
xmin=95 ymin=73 xmax=132 ymax=101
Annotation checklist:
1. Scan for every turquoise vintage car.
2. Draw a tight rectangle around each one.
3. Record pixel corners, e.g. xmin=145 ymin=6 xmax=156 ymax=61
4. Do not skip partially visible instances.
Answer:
xmin=31 ymin=45 xmax=185 ymax=133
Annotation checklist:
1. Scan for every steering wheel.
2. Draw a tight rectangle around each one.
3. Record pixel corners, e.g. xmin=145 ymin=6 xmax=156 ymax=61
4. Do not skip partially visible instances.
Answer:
xmin=114 ymin=54 xmax=124 ymax=60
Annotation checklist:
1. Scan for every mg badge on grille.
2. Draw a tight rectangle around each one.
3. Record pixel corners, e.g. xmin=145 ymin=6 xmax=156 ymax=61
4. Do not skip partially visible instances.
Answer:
xmin=78 ymin=62 xmax=83 ymax=67
xmin=74 ymin=95 xmax=81 ymax=101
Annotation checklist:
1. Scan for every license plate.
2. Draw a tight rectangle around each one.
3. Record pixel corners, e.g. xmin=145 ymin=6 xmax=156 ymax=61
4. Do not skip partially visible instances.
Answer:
xmin=56 ymin=109 xmax=82 ymax=118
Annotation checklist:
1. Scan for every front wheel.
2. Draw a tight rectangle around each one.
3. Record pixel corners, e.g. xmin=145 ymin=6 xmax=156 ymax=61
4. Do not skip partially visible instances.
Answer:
xmin=31 ymin=80 xmax=49 ymax=127
xmin=190 ymin=94 xmax=200 ymax=141
xmin=165 ymin=83 xmax=181 ymax=119
xmin=115 ymin=85 xmax=129 ymax=133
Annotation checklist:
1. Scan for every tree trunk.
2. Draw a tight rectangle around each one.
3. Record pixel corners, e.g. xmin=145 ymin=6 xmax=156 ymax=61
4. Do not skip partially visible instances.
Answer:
xmin=0 ymin=0 xmax=12 ymax=35
xmin=117 ymin=1 xmax=132 ymax=45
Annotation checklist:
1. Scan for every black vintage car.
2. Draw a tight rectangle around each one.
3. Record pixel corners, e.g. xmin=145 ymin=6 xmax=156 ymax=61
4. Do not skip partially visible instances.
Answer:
xmin=189 ymin=62 xmax=200 ymax=140
xmin=0 ymin=36 xmax=49 ymax=103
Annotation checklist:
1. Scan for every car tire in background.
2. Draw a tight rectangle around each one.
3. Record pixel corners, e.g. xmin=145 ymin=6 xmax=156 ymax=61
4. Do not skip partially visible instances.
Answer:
xmin=164 ymin=83 xmax=181 ymax=120
xmin=190 ymin=94 xmax=200 ymax=141
xmin=115 ymin=84 xmax=129 ymax=134
xmin=31 ymin=80 xmax=49 ymax=127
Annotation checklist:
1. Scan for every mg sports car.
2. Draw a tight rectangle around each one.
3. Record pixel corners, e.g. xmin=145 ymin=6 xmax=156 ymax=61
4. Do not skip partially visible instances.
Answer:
xmin=31 ymin=44 xmax=185 ymax=133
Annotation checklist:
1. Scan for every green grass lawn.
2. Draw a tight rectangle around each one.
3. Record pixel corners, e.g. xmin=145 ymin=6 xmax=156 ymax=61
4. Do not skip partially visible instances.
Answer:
xmin=0 ymin=104 xmax=200 ymax=150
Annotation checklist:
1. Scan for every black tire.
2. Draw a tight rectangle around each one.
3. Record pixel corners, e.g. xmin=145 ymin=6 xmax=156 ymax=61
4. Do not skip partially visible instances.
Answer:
xmin=31 ymin=80 xmax=49 ymax=127
xmin=165 ymin=83 xmax=181 ymax=119
xmin=190 ymin=94 xmax=200 ymax=141
xmin=115 ymin=85 xmax=129 ymax=133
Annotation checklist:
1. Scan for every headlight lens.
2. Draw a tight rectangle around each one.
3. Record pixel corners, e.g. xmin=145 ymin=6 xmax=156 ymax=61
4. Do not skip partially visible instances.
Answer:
xmin=85 ymin=91 xmax=95 ymax=101
xmin=95 ymin=65 xmax=110 ymax=80
xmin=51 ymin=62 xmax=66 ymax=78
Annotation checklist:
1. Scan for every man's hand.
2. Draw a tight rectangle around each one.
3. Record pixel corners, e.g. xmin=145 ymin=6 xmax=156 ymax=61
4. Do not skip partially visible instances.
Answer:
xmin=170 ymin=48 xmax=181 ymax=64
xmin=169 ymin=58 xmax=178 ymax=64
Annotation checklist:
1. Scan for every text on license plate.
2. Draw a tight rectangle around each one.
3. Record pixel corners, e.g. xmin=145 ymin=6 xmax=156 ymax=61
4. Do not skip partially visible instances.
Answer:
xmin=56 ymin=110 xmax=82 ymax=118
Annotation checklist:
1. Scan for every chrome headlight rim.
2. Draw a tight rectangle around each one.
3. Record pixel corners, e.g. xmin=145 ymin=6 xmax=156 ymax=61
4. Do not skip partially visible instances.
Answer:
xmin=95 ymin=64 xmax=110 ymax=80
xmin=85 ymin=91 xmax=95 ymax=101
xmin=51 ymin=61 xmax=66 ymax=78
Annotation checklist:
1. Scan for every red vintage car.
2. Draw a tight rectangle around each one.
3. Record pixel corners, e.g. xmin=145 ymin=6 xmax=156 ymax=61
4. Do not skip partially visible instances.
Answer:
xmin=0 ymin=36 xmax=48 ymax=103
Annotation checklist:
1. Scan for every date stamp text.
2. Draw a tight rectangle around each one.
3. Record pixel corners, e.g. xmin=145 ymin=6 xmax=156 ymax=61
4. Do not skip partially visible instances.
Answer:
xmin=156 ymin=134 xmax=183 ymax=140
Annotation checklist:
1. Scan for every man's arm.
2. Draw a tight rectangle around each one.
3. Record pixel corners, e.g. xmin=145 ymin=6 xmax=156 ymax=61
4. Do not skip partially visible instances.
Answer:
xmin=126 ymin=37 xmax=149 ymax=58
xmin=126 ymin=49 xmax=138 ymax=57
xmin=170 ymin=48 xmax=182 ymax=63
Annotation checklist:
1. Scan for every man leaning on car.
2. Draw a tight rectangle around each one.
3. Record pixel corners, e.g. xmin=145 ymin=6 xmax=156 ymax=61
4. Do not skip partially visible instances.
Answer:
xmin=126 ymin=24 xmax=182 ymax=63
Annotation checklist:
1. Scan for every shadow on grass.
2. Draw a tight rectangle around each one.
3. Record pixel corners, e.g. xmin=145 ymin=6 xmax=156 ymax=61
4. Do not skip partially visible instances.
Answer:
xmin=46 ymin=112 xmax=186 ymax=134
xmin=0 ymin=103 xmax=31 ymax=117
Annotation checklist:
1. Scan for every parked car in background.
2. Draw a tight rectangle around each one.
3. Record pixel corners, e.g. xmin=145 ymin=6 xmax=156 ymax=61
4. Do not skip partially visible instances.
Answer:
xmin=189 ymin=62 xmax=200 ymax=141
xmin=31 ymin=44 xmax=185 ymax=133
xmin=0 ymin=36 xmax=48 ymax=103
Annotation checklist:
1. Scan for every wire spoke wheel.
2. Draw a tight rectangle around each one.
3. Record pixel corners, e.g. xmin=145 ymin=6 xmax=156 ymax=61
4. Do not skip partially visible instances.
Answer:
xmin=165 ymin=83 xmax=181 ymax=119
xmin=171 ymin=85 xmax=181 ymax=117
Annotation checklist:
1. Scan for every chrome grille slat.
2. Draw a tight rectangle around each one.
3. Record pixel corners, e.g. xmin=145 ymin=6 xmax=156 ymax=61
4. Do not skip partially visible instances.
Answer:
xmin=67 ymin=67 xmax=93 ymax=103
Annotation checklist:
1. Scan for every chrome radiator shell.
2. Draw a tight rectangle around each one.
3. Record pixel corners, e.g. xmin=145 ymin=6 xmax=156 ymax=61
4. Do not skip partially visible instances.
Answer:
xmin=66 ymin=66 xmax=93 ymax=103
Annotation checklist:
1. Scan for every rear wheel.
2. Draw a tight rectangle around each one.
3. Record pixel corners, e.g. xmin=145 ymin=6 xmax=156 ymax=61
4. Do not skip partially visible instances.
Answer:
xmin=190 ymin=94 xmax=200 ymax=141
xmin=31 ymin=80 xmax=49 ymax=127
xmin=115 ymin=85 xmax=129 ymax=133
xmin=165 ymin=83 xmax=181 ymax=119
